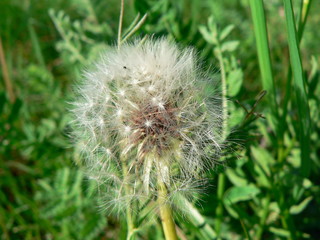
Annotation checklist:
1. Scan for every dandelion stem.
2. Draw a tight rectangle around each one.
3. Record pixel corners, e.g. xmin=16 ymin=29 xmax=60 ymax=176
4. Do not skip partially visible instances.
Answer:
xmin=157 ymin=176 xmax=178 ymax=240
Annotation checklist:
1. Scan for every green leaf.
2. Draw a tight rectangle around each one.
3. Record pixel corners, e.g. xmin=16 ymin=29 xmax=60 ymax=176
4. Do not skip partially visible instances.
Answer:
xmin=228 ymin=101 xmax=245 ymax=129
xmin=199 ymin=26 xmax=216 ymax=44
xmin=302 ymin=178 xmax=313 ymax=189
xmin=207 ymin=16 xmax=218 ymax=37
xmin=221 ymin=40 xmax=239 ymax=52
xmin=219 ymin=25 xmax=235 ymax=41
xmin=289 ymin=196 xmax=313 ymax=215
xmin=254 ymin=164 xmax=271 ymax=188
xmin=251 ymin=146 xmax=274 ymax=176
xmin=225 ymin=169 xmax=248 ymax=187
xmin=224 ymin=204 xmax=240 ymax=219
xmin=227 ymin=68 xmax=243 ymax=96
xmin=223 ymin=185 xmax=260 ymax=205
xmin=269 ymin=227 xmax=290 ymax=237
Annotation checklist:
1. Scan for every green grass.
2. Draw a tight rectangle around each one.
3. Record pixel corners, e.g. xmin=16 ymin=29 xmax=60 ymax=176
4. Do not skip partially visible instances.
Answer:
xmin=283 ymin=0 xmax=311 ymax=177
xmin=0 ymin=0 xmax=319 ymax=239
xmin=249 ymin=0 xmax=278 ymax=117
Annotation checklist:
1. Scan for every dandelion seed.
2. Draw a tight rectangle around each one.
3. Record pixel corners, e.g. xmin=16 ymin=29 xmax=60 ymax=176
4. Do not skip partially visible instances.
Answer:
xmin=119 ymin=89 xmax=126 ymax=96
xmin=132 ymin=78 xmax=139 ymax=85
xmin=124 ymin=125 xmax=131 ymax=134
xmin=145 ymin=120 xmax=152 ymax=127
xmin=147 ymin=85 xmax=155 ymax=92
xmin=116 ymin=109 xmax=123 ymax=117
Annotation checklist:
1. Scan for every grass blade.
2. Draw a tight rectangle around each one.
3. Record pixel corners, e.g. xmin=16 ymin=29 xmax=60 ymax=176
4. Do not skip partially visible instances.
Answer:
xmin=249 ymin=0 xmax=278 ymax=118
xmin=282 ymin=0 xmax=311 ymax=177
xmin=279 ymin=0 xmax=313 ymax=159
xmin=28 ymin=20 xmax=46 ymax=68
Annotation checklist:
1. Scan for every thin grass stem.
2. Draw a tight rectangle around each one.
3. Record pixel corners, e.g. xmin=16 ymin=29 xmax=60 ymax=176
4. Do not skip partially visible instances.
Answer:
xmin=121 ymin=14 xmax=148 ymax=45
xmin=28 ymin=20 xmax=46 ymax=69
xmin=117 ymin=0 xmax=125 ymax=50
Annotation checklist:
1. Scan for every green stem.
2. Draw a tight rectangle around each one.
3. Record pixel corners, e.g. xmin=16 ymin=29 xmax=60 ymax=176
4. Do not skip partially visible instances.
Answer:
xmin=117 ymin=0 xmax=125 ymax=49
xmin=121 ymin=158 xmax=136 ymax=240
xmin=280 ymin=206 xmax=297 ymax=240
xmin=214 ymin=30 xmax=227 ymax=240
xmin=121 ymin=14 xmax=148 ymax=44
xmin=255 ymin=195 xmax=270 ymax=240
xmin=215 ymin=173 xmax=225 ymax=239
xmin=273 ymin=184 xmax=297 ymax=240
xmin=84 ymin=0 xmax=99 ymax=23
xmin=215 ymin=44 xmax=227 ymax=140
xmin=180 ymin=196 xmax=217 ymax=240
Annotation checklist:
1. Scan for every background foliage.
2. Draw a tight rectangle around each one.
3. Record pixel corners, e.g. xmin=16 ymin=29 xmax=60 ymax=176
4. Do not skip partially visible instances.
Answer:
xmin=0 ymin=0 xmax=319 ymax=239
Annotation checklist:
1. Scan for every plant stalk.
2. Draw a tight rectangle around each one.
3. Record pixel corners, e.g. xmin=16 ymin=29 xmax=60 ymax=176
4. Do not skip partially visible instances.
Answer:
xmin=215 ymin=44 xmax=227 ymax=141
xmin=158 ymin=177 xmax=178 ymax=240
xmin=215 ymin=172 xmax=225 ymax=239
xmin=182 ymin=197 xmax=216 ymax=240
xmin=214 ymin=38 xmax=227 ymax=240
xmin=117 ymin=0 xmax=125 ymax=49
xmin=121 ymin=157 xmax=136 ymax=240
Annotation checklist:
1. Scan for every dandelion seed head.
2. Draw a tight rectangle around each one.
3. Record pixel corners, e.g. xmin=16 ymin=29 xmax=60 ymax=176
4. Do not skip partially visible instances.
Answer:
xmin=71 ymin=38 xmax=225 ymax=215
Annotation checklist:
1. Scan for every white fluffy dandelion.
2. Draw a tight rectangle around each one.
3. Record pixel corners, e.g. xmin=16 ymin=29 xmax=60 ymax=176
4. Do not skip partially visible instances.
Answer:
xmin=71 ymin=39 xmax=224 ymax=219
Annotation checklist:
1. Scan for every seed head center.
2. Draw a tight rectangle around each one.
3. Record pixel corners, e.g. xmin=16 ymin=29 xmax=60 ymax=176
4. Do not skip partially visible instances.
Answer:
xmin=130 ymin=103 xmax=179 ymax=153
